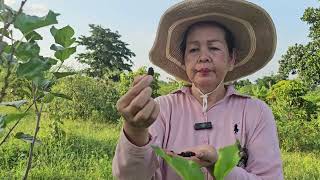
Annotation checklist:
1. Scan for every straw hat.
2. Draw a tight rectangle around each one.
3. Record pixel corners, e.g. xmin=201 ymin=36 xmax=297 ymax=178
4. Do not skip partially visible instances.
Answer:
xmin=149 ymin=0 xmax=277 ymax=83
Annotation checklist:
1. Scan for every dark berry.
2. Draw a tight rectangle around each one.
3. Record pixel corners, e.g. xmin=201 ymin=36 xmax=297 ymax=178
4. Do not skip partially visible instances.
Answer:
xmin=148 ymin=67 xmax=154 ymax=76
xmin=178 ymin=151 xmax=195 ymax=157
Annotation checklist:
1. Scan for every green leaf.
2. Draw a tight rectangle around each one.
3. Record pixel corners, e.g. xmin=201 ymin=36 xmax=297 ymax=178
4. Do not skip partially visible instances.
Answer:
xmin=43 ymin=93 xmax=55 ymax=103
xmin=0 ymin=41 xmax=8 ymax=53
xmin=53 ymin=72 xmax=77 ymax=79
xmin=50 ymin=25 xmax=76 ymax=48
xmin=14 ymin=10 xmax=59 ymax=34
xmin=50 ymin=92 xmax=72 ymax=100
xmin=25 ymin=31 xmax=43 ymax=42
xmin=152 ymin=146 xmax=205 ymax=180
xmin=15 ymin=41 xmax=40 ymax=61
xmin=0 ymin=0 xmax=4 ymax=11
xmin=0 ymin=100 xmax=28 ymax=109
xmin=214 ymin=142 xmax=241 ymax=180
xmin=50 ymin=44 xmax=64 ymax=51
xmin=17 ymin=57 xmax=57 ymax=80
xmin=0 ymin=28 xmax=10 ymax=38
xmin=0 ymin=112 xmax=29 ymax=131
xmin=50 ymin=44 xmax=76 ymax=61
xmin=15 ymin=132 xmax=42 ymax=144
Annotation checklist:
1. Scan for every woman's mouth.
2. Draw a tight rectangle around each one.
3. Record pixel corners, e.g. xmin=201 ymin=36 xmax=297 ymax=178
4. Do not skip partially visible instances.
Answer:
xmin=196 ymin=68 xmax=212 ymax=76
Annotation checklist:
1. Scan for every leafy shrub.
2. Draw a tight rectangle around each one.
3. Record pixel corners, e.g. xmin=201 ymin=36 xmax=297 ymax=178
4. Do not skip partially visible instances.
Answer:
xmin=266 ymin=80 xmax=318 ymax=121
xmin=117 ymin=66 xmax=160 ymax=97
xmin=158 ymin=79 xmax=186 ymax=95
xmin=47 ymin=75 xmax=120 ymax=123
xmin=277 ymin=118 xmax=320 ymax=152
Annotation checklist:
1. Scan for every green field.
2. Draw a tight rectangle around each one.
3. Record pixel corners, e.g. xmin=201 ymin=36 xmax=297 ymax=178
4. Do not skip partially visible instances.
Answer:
xmin=0 ymin=117 xmax=319 ymax=180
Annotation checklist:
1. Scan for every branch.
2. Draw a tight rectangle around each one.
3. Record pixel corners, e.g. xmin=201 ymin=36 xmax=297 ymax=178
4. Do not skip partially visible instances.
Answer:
xmin=0 ymin=31 xmax=16 ymax=102
xmin=0 ymin=0 xmax=27 ymax=44
xmin=23 ymin=84 xmax=43 ymax=180
xmin=0 ymin=101 xmax=34 ymax=146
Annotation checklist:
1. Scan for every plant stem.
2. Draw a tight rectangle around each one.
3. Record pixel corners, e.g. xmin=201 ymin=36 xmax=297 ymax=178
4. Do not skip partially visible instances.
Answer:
xmin=0 ymin=0 xmax=27 ymax=45
xmin=0 ymin=102 xmax=34 ymax=146
xmin=0 ymin=61 xmax=12 ymax=102
xmin=23 ymin=84 xmax=43 ymax=180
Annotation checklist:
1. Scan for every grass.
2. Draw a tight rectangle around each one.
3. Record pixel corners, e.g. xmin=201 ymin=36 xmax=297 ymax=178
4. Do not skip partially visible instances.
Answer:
xmin=0 ymin=114 xmax=120 ymax=179
xmin=282 ymin=151 xmax=320 ymax=180
xmin=0 ymin=114 xmax=320 ymax=179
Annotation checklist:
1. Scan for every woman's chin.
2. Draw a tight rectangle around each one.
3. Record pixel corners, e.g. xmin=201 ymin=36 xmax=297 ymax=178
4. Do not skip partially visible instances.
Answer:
xmin=194 ymin=77 xmax=216 ymax=87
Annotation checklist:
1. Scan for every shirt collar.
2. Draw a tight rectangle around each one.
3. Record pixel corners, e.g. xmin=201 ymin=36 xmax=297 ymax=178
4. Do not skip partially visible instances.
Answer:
xmin=171 ymin=85 xmax=250 ymax=99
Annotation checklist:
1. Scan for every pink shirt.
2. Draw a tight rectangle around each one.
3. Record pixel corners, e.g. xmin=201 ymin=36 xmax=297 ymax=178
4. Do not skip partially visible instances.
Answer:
xmin=112 ymin=85 xmax=283 ymax=180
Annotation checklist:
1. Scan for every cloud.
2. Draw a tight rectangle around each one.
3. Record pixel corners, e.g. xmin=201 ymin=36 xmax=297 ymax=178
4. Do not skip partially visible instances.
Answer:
xmin=24 ymin=3 xmax=49 ymax=16
xmin=4 ymin=0 xmax=16 ymax=6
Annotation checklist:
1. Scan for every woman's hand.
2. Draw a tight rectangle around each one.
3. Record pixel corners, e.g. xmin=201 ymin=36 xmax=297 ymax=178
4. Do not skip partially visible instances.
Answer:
xmin=116 ymin=75 xmax=160 ymax=146
xmin=165 ymin=145 xmax=218 ymax=175
xmin=183 ymin=145 xmax=218 ymax=168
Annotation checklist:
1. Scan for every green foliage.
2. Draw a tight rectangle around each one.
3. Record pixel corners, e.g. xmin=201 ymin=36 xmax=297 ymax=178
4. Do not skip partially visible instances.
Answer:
xmin=152 ymin=146 xmax=205 ymax=180
xmin=158 ymin=78 xmax=186 ymax=95
xmin=255 ymin=74 xmax=282 ymax=89
xmin=152 ymin=142 xmax=240 ymax=180
xmin=0 ymin=2 xmax=77 ymax=178
xmin=214 ymin=142 xmax=240 ymax=180
xmin=277 ymin=119 xmax=320 ymax=152
xmin=234 ymin=79 xmax=252 ymax=90
xmin=282 ymin=151 xmax=320 ymax=179
xmin=1 ymin=114 xmax=320 ymax=179
xmin=266 ymin=80 xmax=318 ymax=121
xmin=48 ymin=75 xmax=120 ymax=123
xmin=76 ymin=24 xmax=135 ymax=79
xmin=14 ymin=10 xmax=59 ymax=35
xmin=304 ymin=86 xmax=320 ymax=106
xmin=279 ymin=6 xmax=320 ymax=86
xmin=0 ymin=118 xmax=118 ymax=179
xmin=118 ymin=66 xmax=160 ymax=98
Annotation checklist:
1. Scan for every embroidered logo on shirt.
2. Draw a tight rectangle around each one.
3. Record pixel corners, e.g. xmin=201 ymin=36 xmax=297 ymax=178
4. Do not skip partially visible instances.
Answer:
xmin=234 ymin=124 xmax=239 ymax=134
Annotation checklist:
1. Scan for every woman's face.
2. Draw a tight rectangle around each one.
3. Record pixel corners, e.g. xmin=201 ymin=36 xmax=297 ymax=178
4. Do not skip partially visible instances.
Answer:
xmin=184 ymin=25 xmax=235 ymax=89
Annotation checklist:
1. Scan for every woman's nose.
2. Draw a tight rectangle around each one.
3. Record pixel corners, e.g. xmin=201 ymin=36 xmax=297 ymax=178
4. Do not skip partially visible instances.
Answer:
xmin=198 ymin=49 xmax=211 ymax=63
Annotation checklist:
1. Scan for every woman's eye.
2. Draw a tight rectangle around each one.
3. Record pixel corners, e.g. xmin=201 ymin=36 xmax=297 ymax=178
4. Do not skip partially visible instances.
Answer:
xmin=209 ymin=47 xmax=219 ymax=51
xmin=189 ymin=48 xmax=199 ymax=53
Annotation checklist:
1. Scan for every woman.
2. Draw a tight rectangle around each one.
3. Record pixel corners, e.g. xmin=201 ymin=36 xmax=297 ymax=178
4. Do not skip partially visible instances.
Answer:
xmin=113 ymin=0 xmax=283 ymax=179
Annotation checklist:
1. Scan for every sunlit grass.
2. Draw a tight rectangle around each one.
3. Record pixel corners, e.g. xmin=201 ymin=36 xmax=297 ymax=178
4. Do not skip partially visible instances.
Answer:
xmin=0 ymin=115 xmax=320 ymax=179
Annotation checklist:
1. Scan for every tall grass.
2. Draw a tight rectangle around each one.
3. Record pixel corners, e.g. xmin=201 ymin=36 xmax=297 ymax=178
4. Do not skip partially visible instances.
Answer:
xmin=0 ymin=116 xmax=120 ymax=179
xmin=0 ymin=115 xmax=319 ymax=179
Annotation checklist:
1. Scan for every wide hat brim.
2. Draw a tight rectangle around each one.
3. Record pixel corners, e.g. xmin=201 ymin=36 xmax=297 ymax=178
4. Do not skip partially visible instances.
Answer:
xmin=149 ymin=0 xmax=277 ymax=83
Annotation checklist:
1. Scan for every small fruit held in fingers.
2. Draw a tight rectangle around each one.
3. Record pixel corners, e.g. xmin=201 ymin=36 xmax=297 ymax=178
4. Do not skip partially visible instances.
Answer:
xmin=148 ymin=67 xmax=154 ymax=76
xmin=178 ymin=151 xmax=196 ymax=157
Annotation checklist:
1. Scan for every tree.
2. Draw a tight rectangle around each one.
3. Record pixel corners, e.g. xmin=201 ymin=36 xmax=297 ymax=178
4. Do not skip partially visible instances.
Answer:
xmin=266 ymin=80 xmax=318 ymax=121
xmin=279 ymin=5 xmax=320 ymax=87
xmin=76 ymin=24 xmax=135 ymax=79
xmin=234 ymin=79 xmax=252 ymax=90
xmin=255 ymin=74 xmax=282 ymax=89
xmin=0 ymin=1 xmax=77 ymax=179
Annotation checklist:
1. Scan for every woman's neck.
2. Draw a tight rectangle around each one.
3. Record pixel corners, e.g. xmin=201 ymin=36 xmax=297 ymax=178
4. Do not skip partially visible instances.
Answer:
xmin=190 ymin=83 xmax=227 ymax=108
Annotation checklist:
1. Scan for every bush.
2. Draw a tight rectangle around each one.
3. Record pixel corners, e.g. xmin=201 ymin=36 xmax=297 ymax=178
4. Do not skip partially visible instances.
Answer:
xmin=277 ymin=118 xmax=320 ymax=152
xmin=47 ymin=75 xmax=120 ymax=123
xmin=267 ymin=80 xmax=318 ymax=121
xmin=117 ymin=66 xmax=160 ymax=97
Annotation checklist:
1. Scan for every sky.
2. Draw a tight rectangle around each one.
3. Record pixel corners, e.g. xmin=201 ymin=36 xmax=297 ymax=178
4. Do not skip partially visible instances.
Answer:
xmin=4 ymin=0 xmax=320 ymax=82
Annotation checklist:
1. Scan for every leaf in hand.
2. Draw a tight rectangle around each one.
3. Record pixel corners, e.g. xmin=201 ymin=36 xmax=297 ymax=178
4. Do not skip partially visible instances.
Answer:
xmin=152 ymin=146 xmax=205 ymax=180
xmin=214 ymin=141 xmax=241 ymax=180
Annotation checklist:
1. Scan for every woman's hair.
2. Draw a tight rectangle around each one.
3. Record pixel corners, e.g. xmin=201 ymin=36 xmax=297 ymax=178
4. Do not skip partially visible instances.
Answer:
xmin=180 ymin=21 xmax=235 ymax=57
